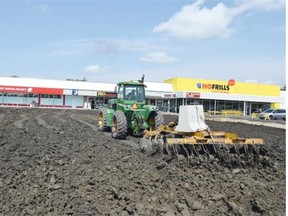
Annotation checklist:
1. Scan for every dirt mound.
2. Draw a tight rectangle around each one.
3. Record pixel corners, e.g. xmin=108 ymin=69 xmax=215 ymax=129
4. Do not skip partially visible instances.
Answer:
xmin=0 ymin=108 xmax=285 ymax=215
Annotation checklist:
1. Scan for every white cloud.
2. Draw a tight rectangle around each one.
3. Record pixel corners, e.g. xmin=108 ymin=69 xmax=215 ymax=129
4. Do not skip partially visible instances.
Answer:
xmin=235 ymin=0 xmax=285 ymax=12
xmin=140 ymin=52 xmax=177 ymax=63
xmin=85 ymin=65 xmax=110 ymax=74
xmin=244 ymin=80 xmax=276 ymax=85
xmin=154 ymin=0 xmax=234 ymax=39
xmin=153 ymin=0 xmax=285 ymax=40
xmin=50 ymin=39 xmax=160 ymax=56
xmin=244 ymin=79 xmax=258 ymax=83
xmin=39 ymin=4 xmax=49 ymax=14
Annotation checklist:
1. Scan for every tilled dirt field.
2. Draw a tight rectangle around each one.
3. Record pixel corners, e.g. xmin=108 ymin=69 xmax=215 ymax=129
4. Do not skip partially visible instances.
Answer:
xmin=0 ymin=107 xmax=285 ymax=216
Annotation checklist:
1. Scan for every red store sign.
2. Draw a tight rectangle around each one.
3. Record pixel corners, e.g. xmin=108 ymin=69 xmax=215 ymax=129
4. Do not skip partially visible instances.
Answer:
xmin=0 ymin=85 xmax=63 ymax=94
xmin=186 ymin=92 xmax=201 ymax=98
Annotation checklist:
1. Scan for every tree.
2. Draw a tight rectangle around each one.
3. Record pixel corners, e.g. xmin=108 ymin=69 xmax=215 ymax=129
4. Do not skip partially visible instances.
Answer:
xmin=66 ymin=77 xmax=87 ymax=82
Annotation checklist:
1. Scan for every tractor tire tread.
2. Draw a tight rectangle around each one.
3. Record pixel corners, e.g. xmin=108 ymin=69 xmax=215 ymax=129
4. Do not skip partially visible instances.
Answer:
xmin=112 ymin=111 xmax=128 ymax=139
xmin=149 ymin=111 xmax=165 ymax=130
xmin=98 ymin=108 xmax=108 ymax=131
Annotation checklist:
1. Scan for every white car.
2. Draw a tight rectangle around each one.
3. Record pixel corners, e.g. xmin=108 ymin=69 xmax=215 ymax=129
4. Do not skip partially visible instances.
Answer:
xmin=259 ymin=108 xmax=286 ymax=120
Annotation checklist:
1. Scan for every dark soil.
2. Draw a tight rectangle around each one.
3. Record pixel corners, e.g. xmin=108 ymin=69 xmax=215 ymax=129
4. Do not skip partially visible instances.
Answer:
xmin=0 ymin=108 xmax=285 ymax=216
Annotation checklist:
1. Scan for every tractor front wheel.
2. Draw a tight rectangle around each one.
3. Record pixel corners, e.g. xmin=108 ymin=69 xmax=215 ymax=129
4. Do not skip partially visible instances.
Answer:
xmin=111 ymin=111 xmax=127 ymax=139
xmin=98 ymin=108 xmax=108 ymax=131
xmin=148 ymin=111 xmax=165 ymax=130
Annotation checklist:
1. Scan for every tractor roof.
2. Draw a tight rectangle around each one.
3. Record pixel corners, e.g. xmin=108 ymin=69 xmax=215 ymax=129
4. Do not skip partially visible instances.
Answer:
xmin=117 ymin=80 xmax=146 ymax=86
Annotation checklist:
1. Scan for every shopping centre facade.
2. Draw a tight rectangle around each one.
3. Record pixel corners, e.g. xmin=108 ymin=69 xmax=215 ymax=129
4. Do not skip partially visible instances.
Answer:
xmin=0 ymin=76 xmax=285 ymax=116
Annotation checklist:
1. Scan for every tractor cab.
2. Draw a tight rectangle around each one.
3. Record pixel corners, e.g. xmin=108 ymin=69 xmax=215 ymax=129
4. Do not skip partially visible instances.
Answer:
xmin=108 ymin=75 xmax=147 ymax=109
xmin=117 ymin=83 xmax=145 ymax=103
xmin=107 ymin=79 xmax=146 ymax=110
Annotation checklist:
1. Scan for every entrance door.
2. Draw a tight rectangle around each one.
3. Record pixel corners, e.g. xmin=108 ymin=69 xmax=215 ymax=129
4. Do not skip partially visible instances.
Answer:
xmin=169 ymin=99 xmax=177 ymax=113
xmin=71 ymin=96 xmax=78 ymax=109
xmin=163 ymin=99 xmax=169 ymax=112
xmin=66 ymin=95 xmax=83 ymax=109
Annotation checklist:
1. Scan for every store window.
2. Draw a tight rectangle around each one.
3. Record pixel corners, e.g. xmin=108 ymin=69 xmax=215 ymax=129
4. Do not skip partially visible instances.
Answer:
xmin=40 ymin=94 xmax=63 ymax=106
xmin=157 ymin=99 xmax=163 ymax=111
xmin=217 ymin=100 xmax=225 ymax=111
xmin=150 ymin=99 xmax=156 ymax=106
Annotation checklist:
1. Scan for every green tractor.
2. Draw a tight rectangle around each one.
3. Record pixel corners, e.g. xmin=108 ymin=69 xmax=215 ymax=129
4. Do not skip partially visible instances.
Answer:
xmin=97 ymin=76 xmax=165 ymax=139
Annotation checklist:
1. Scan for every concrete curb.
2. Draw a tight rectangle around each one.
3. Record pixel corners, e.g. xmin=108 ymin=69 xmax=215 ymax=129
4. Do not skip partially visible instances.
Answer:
xmin=206 ymin=117 xmax=286 ymax=129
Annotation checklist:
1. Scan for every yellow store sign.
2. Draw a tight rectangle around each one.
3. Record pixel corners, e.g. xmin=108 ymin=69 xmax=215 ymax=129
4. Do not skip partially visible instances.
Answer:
xmin=165 ymin=78 xmax=280 ymax=97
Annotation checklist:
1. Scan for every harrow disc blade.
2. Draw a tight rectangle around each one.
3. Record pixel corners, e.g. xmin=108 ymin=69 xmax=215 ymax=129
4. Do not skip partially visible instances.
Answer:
xmin=140 ymin=136 xmax=167 ymax=156
xmin=139 ymin=138 xmax=153 ymax=155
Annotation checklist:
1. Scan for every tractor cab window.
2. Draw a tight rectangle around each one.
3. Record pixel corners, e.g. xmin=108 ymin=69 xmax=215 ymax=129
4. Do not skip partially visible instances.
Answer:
xmin=137 ymin=87 xmax=145 ymax=102
xmin=124 ymin=85 xmax=145 ymax=102
xmin=117 ymin=86 xmax=124 ymax=99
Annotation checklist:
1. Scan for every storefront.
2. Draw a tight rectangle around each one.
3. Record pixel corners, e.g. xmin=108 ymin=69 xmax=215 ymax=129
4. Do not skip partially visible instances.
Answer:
xmin=0 ymin=85 xmax=64 ymax=107
xmin=0 ymin=76 xmax=283 ymax=115
xmin=165 ymin=78 xmax=282 ymax=115
xmin=0 ymin=77 xmax=174 ymax=109
xmin=94 ymin=91 xmax=117 ymax=109
xmin=0 ymin=77 xmax=116 ymax=108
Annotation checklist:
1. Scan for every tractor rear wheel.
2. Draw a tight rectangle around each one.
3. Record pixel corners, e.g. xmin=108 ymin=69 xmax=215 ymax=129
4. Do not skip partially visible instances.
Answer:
xmin=98 ymin=108 xmax=108 ymax=131
xmin=111 ymin=111 xmax=127 ymax=139
xmin=148 ymin=111 xmax=165 ymax=130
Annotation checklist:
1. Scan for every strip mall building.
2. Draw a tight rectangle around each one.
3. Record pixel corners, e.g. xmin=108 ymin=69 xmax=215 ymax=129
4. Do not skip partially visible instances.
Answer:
xmin=0 ymin=76 xmax=285 ymax=116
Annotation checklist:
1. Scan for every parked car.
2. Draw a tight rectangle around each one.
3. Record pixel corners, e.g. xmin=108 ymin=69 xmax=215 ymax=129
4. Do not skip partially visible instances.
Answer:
xmin=259 ymin=108 xmax=286 ymax=120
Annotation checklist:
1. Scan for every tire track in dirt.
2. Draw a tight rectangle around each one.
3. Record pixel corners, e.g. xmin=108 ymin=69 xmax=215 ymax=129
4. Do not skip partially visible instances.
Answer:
xmin=70 ymin=114 xmax=98 ymax=131
xmin=35 ymin=113 xmax=54 ymax=129
xmin=13 ymin=113 xmax=29 ymax=129
xmin=70 ymin=113 xmax=140 ymax=150
xmin=54 ymin=110 xmax=68 ymax=123
xmin=0 ymin=113 xmax=5 ymax=121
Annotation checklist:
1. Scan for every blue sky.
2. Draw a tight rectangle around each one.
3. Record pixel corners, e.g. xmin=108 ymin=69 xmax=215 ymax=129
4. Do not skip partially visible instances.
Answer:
xmin=0 ymin=0 xmax=286 ymax=86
